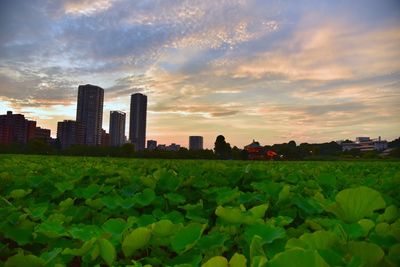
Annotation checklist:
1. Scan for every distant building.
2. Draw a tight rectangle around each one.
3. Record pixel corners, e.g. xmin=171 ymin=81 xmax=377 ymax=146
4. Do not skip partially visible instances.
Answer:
xmin=167 ymin=143 xmax=181 ymax=151
xmin=147 ymin=140 xmax=157 ymax=150
xmin=0 ymin=111 xmax=34 ymax=144
xmin=34 ymin=127 xmax=51 ymax=143
xmin=101 ymin=129 xmax=110 ymax=147
xmin=244 ymin=140 xmax=264 ymax=160
xmin=57 ymin=120 xmax=85 ymax=149
xmin=157 ymin=144 xmax=166 ymax=150
xmin=26 ymin=120 xmax=37 ymax=142
xmin=129 ymin=93 xmax=147 ymax=151
xmin=76 ymin=84 xmax=104 ymax=146
xmin=109 ymin=111 xmax=126 ymax=147
xmin=189 ymin=136 xmax=203 ymax=150
xmin=244 ymin=140 xmax=277 ymax=160
xmin=341 ymin=136 xmax=388 ymax=152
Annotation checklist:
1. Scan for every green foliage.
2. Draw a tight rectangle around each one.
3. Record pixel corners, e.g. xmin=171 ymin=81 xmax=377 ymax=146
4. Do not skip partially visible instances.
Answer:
xmin=122 ymin=227 xmax=152 ymax=257
xmin=0 ymin=155 xmax=399 ymax=266
xmin=328 ymin=186 xmax=386 ymax=223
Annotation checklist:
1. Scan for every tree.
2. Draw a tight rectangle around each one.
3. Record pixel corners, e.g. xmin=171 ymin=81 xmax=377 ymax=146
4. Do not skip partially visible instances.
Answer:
xmin=214 ymin=135 xmax=232 ymax=159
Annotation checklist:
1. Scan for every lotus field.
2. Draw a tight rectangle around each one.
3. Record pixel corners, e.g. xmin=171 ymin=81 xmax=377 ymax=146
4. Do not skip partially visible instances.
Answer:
xmin=0 ymin=155 xmax=399 ymax=267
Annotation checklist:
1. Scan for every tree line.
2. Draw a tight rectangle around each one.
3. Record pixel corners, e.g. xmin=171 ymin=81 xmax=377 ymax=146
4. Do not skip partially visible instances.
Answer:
xmin=0 ymin=135 xmax=399 ymax=160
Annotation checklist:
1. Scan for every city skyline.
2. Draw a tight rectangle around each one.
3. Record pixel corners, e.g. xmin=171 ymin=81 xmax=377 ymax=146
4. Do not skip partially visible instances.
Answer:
xmin=1 ymin=1 xmax=399 ymax=148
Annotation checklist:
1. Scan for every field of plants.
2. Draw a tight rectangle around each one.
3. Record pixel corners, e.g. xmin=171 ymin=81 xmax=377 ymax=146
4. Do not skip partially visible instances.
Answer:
xmin=0 ymin=155 xmax=399 ymax=267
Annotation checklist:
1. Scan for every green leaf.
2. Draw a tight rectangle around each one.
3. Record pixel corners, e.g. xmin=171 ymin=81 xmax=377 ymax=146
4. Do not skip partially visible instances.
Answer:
xmin=40 ymin=248 xmax=62 ymax=265
xmin=197 ymin=232 xmax=228 ymax=250
xmin=348 ymin=241 xmax=384 ymax=266
xmin=229 ymin=253 xmax=247 ymax=267
xmin=68 ymin=225 xmax=102 ymax=241
xmin=171 ymin=224 xmax=204 ymax=253
xmin=286 ymin=231 xmax=338 ymax=250
xmin=244 ymin=224 xmax=286 ymax=244
xmin=59 ymin=198 xmax=74 ymax=209
xmin=62 ymin=238 xmax=97 ymax=256
xmin=164 ymin=193 xmax=186 ymax=205
xmin=378 ymin=205 xmax=399 ymax=223
xmin=122 ymin=227 xmax=152 ymax=257
xmin=375 ymin=222 xmax=392 ymax=236
xmin=9 ymin=189 xmax=32 ymax=199
xmin=269 ymin=248 xmax=329 ymax=267
xmin=135 ymin=188 xmax=156 ymax=206
xmin=250 ymin=235 xmax=266 ymax=261
xmin=251 ymin=256 xmax=268 ymax=267
xmin=98 ymin=238 xmax=116 ymax=266
xmin=358 ymin=219 xmax=375 ymax=236
xmin=152 ymin=219 xmax=174 ymax=237
xmin=54 ymin=181 xmax=74 ymax=193
xmin=35 ymin=219 xmax=65 ymax=237
xmin=278 ymin=185 xmax=291 ymax=203
xmin=3 ymin=221 xmax=33 ymax=245
xmin=249 ymin=203 xmax=269 ymax=218
xmin=215 ymin=206 xmax=244 ymax=224
xmin=80 ymin=184 xmax=101 ymax=199
xmin=102 ymin=218 xmax=126 ymax=234
xmin=5 ymin=253 xmax=45 ymax=267
xmin=328 ymin=186 xmax=386 ymax=223
xmin=201 ymin=256 xmax=228 ymax=267
xmin=101 ymin=195 xmax=119 ymax=209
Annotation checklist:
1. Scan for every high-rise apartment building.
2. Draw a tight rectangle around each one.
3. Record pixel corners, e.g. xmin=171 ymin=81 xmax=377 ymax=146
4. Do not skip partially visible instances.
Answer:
xmin=189 ymin=136 xmax=204 ymax=150
xmin=109 ymin=111 xmax=126 ymax=147
xmin=57 ymin=120 xmax=85 ymax=149
xmin=129 ymin=93 xmax=147 ymax=151
xmin=76 ymin=84 xmax=104 ymax=145
xmin=0 ymin=111 xmax=34 ymax=144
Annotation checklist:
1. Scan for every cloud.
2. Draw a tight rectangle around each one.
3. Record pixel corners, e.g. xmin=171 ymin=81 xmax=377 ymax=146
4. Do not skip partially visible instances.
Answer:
xmin=0 ymin=0 xmax=399 ymax=145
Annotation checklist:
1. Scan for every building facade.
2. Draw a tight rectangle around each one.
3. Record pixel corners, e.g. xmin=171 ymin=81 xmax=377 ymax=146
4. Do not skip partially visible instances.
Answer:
xmin=189 ymin=136 xmax=203 ymax=150
xmin=129 ymin=93 xmax=147 ymax=151
xmin=0 ymin=111 xmax=33 ymax=144
xmin=167 ymin=143 xmax=181 ymax=151
xmin=340 ymin=136 xmax=388 ymax=152
xmin=76 ymin=84 xmax=104 ymax=145
xmin=109 ymin=111 xmax=126 ymax=147
xmin=57 ymin=120 xmax=85 ymax=149
xmin=147 ymin=140 xmax=157 ymax=150
xmin=34 ymin=127 xmax=51 ymax=143
xmin=101 ymin=129 xmax=110 ymax=147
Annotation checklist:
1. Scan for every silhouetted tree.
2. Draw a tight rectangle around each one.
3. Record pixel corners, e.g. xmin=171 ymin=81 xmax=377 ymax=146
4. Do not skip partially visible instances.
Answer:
xmin=214 ymin=135 xmax=232 ymax=159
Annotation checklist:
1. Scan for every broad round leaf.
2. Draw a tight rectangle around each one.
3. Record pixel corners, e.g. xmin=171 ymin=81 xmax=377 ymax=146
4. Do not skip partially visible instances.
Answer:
xmin=329 ymin=186 xmax=385 ymax=223
xmin=269 ymin=248 xmax=329 ymax=267
xmin=98 ymin=238 xmax=116 ymax=266
xmin=201 ymin=256 xmax=228 ymax=267
xmin=5 ymin=253 xmax=45 ymax=267
xmin=122 ymin=227 xmax=152 ymax=257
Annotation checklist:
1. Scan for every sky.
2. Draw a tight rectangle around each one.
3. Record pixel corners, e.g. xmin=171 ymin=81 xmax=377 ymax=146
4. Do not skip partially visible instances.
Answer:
xmin=0 ymin=0 xmax=399 ymax=148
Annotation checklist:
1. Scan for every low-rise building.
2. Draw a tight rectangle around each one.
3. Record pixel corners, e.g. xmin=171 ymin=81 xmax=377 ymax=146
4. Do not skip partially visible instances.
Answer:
xmin=147 ymin=140 xmax=157 ymax=150
xmin=340 ymin=136 xmax=388 ymax=152
xmin=167 ymin=143 xmax=181 ymax=151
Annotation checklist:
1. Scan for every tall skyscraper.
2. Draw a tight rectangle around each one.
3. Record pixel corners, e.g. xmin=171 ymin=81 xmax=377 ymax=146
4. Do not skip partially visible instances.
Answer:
xmin=57 ymin=120 xmax=85 ymax=149
xmin=129 ymin=93 xmax=147 ymax=151
xmin=76 ymin=84 xmax=104 ymax=145
xmin=109 ymin=111 xmax=126 ymax=147
xmin=189 ymin=136 xmax=204 ymax=150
